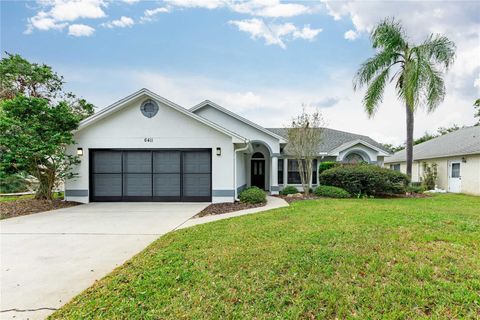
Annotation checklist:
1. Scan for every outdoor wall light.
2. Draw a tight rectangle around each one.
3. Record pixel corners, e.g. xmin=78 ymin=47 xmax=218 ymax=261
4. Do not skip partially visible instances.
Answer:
xmin=216 ymin=147 xmax=221 ymax=156
xmin=77 ymin=148 xmax=83 ymax=156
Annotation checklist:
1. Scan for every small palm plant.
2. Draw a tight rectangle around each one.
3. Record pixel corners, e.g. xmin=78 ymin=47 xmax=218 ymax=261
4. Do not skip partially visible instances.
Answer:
xmin=354 ymin=18 xmax=455 ymax=177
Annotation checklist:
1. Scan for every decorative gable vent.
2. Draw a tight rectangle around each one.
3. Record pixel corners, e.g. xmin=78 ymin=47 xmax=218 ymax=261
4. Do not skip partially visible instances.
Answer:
xmin=140 ymin=99 xmax=159 ymax=118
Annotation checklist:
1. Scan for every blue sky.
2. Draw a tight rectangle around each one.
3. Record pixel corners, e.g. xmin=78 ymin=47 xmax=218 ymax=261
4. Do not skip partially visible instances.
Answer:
xmin=1 ymin=0 xmax=479 ymax=144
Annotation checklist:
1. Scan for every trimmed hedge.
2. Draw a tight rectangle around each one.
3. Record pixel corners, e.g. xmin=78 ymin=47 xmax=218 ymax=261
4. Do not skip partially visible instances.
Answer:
xmin=318 ymin=161 xmax=337 ymax=174
xmin=319 ymin=164 xmax=409 ymax=196
xmin=280 ymin=185 xmax=299 ymax=195
xmin=314 ymin=185 xmax=351 ymax=198
xmin=239 ymin=186 xmax=266 ymax=204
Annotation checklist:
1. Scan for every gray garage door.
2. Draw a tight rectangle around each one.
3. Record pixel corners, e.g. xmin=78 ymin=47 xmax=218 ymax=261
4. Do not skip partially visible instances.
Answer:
xmin=90 ymin=149 xmax=211 ymax=202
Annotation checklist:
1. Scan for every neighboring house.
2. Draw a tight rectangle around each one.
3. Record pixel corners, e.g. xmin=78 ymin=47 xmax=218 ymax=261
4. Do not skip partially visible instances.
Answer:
xmin=65 ymin=88 xmax=390 ymax=204
xmin=385 ymin=126 xmax=480 ymax=195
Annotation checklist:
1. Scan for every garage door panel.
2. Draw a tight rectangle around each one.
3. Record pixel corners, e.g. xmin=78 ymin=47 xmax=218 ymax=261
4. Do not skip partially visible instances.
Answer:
xmin=92 ymin=151 xmax=122 ymax=173
xmin=154 ymin=151 xmax=180 ymax=173
xmin=92 ymin=174 xmax=122 ymax=197
xmin=183 ymin=173 xmax=210 ymax=197
xmin=183 ymin=151 xmax=210 ymax=173
xmin=123 ymin=174 xmax=152 ymax=196
xmin=153 ymin=173 xmax=180 ymax=197
xmin=124 ymin=151 xmax=152 ymax=173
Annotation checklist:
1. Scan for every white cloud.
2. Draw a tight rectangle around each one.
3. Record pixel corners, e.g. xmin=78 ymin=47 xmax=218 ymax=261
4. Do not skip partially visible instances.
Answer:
xmin=293 ymin=25 xmax=322 ymax=41
xmin=26 ymin=0 xmax=106 ymax=34
xmin=102 ymin=16 xmax=134 ymax=28
xmin=164 ymin=0 xmax=225 ymax=10
xmin=68 ymin=24 xmax=95 ymax=37
xmin=144 ymin=7 xmax=170 ymax=17
xmin=122 ymin=0 xmax=139 ymax=4
xmin=25 ymin=11 xmax=68 ymax=33
xmin=231 ymin=1 xmax=311 ymax=18
xmin=229 ymin=19 xmax=320 ymax=48
xmin=344 ymin=29 xmax=358 ymax=40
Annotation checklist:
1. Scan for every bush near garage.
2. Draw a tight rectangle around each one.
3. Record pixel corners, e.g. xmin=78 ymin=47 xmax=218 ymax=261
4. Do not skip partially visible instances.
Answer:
xmin=314 ymin=185 xmax=351 ymax=198
xmin=239 ymin=186 xmax=266 ymax=204
xmin=319 ymin=164 xmax=409 ymax=196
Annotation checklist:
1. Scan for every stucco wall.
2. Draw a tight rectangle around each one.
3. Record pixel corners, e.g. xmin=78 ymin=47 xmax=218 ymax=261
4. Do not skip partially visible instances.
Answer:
xmin=236 ymin=150 xmax=247 ymax=194
xmin=194 ymin=105 xmax=280 ymax=154
xmin=386 ymin=154 xmax=480 ymax=195
xmin=66 ymin=97 xmax=236 ymax=203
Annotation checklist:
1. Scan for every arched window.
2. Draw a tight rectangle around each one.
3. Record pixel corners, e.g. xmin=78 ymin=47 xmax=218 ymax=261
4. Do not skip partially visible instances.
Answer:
xmin=252 ymin=152 xmax=264 ymax=159
xmin=344 ymin=152 xmax=365 ymax=164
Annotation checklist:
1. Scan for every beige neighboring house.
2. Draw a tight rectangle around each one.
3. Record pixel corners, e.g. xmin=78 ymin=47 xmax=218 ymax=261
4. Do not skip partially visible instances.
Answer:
xmin=385 ymin=126 xmax=480 ymax=195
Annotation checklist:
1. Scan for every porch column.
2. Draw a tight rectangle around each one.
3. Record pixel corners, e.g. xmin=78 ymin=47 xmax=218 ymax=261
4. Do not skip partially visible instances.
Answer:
xmin=270 ymin=156 xmax=279 ymax=195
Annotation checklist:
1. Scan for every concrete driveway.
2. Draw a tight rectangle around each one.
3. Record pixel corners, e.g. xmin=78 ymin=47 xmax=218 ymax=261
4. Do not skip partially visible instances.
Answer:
xmin=0 ymin=202 xmax=207 ymax=320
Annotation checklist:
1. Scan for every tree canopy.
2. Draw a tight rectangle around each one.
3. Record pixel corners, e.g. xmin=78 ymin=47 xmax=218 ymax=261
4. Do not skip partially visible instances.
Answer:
xmin=0 ymin=53 xmax=94 ymax=199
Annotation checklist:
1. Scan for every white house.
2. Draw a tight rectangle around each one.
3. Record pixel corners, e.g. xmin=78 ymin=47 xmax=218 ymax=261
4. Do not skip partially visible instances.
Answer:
xmin=65 ymin=88 xmax=390 ymax=203
xmin=385 ymin=126 xmax=480 ymax=195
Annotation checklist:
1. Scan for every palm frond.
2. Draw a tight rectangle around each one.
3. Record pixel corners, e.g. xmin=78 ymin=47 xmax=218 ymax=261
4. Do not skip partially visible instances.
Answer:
xmin=422 ymin=62 xmax=445 ymax=112
xmin=414 ymin=34 xmax=456 ymax=69
xmin=353 ymin=50 xmax=399 ymax=90
xmin=363 ymin=68 xmax=390 ymax=117
xmin=371 ymin=18 xmax=407 ymax=51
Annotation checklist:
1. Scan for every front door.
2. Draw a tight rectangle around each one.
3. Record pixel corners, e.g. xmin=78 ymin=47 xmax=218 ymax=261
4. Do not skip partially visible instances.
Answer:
xmin=251 ymin=160 xmax=265 ymax=190
xmin=448 ymin=160 xmax=461 ymax=193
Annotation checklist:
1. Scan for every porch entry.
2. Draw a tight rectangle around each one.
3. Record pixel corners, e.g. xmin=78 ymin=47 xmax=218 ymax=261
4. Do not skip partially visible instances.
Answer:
xmin=251 ymin=152 xmax=265 ymax=190
xmin=448 ymin=160 xmax=461 ymax=193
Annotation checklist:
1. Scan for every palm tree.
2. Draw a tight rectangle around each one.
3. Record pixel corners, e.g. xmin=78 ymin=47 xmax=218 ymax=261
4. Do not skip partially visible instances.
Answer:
xmin=353 ymin=18 xmax=455 ymax=177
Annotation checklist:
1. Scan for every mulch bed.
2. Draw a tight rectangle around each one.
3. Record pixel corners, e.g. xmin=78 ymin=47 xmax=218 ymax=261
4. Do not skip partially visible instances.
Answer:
xmin=195 ymin=201 xmax=266 ymax=218
xmin=276 ymin=194 xmax=321 ymax=203
xmin=0 ymin=199 xmax=81 ymax=220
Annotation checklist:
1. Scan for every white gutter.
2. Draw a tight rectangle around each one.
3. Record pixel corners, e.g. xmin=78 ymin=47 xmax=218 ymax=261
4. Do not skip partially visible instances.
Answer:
xmin=234 ymin=141 xmax=251 ymax=201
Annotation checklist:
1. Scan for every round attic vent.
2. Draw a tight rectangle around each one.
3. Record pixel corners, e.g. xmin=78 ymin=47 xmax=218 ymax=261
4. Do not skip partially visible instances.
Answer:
xmin=140 ymin=99 xmax=159 ymax=118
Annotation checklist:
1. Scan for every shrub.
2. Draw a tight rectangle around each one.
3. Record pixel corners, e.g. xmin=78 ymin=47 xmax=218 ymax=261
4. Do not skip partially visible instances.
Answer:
xmin=239 ymin=186 xmax=266 ymax=204
xmin=421 ymin=162 xmax=438 ymax=190
xmin=314 ymin=185 xmax=351 ymax=198
xmin=0 ymin=172 xmax=30 ymax=193
xmin=280 ymin=185 xmax=299 ymax=195
xmin=406 ymin=185 xmax=426 ymax=193
xmin=318 ymin=161 xmax=337 ymax=174
xmin=319 ymin=164 xmax=409 ymax=196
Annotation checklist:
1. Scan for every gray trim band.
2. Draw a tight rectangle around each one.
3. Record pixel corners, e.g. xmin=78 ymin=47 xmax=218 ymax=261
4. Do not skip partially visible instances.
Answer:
xmin=65 ymin=189 xmax=89 ymax=197
xmin=212 ymin=189 xmax=235 ymax=197
xmin=236 ymin=184 xmax=247 ymax=194
xmin=270 ymin=186 xmax=280 ymax=191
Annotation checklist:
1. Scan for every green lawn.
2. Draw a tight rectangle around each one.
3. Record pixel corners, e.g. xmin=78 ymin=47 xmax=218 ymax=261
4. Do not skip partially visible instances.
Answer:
xmin=51 ymin=194 xmax=480 ymax=319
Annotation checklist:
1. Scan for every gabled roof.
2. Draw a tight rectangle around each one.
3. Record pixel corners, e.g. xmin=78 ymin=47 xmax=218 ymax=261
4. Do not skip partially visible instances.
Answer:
xmin=385 ymin=126 xmax=480 ymax=163
xmin=190 ymin=100 xmax=287 ymax=143
xmin=266 ymin=127 xmax=391 ymax=155
xmin=76 ymin=88 xmax=247 ymax=143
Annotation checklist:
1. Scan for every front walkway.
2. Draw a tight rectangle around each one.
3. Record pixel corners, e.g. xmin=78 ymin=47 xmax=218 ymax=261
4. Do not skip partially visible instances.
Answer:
xmin=178 ymin=196 xmax=289 ymax=229
xmin=0 ymin=202 xmax=207 ymax=320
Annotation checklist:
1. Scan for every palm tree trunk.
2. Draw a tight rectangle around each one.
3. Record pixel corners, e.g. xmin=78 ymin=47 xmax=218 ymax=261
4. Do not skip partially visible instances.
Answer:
xmin=406 ymin=103 xmax=414 ymax=178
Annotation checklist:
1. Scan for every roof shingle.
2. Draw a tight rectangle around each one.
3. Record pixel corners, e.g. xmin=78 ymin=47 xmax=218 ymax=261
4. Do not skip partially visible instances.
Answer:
xmin=266 ymin=127 xmax=389 ymax=154
xmin=385 ymin=126 xmax=480 ymax=163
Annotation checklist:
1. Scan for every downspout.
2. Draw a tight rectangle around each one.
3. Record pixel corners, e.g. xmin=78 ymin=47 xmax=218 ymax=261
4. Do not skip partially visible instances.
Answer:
xmin=234 ymin=140 xmax=251 ymax=201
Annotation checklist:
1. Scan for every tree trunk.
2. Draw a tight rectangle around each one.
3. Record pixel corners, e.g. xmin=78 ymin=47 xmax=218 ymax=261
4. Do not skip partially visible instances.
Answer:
xmin=297 ymin=159 xmax=312 ymax=196
xmin=35 ymin=170 xmax=56 ymax=200
xmin=406 ymin=103 xmax=414 ymax=178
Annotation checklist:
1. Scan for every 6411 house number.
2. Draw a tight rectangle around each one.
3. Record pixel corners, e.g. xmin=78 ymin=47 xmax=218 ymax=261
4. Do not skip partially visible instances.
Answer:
xmin=144 ymin=137 xmax=154 ymax=142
